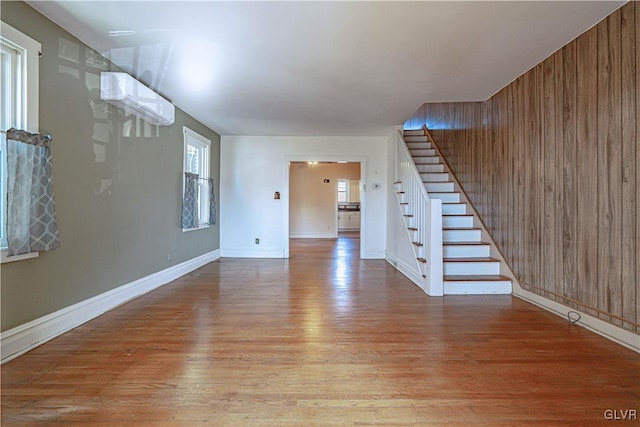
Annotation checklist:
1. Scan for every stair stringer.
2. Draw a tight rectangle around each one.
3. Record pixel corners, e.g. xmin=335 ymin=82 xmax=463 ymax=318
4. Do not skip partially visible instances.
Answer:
xmin=422 ymin=125 xmax=520 ymax=290
xmin=392 ymin=130 xmax=444 ymax=296
xmin=390 ymin=187 xmax=430 ymax=291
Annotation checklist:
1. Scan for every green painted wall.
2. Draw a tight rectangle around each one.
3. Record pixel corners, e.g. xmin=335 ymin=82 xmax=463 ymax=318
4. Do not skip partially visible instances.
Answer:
xmin=1 ymin=2 xmax=221 ymax=331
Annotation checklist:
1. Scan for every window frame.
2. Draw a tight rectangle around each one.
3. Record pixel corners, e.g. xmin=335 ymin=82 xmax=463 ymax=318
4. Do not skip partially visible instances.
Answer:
xmin=1 ymin=22 xmax=40 ymax=262
xmin=182 ymin=126 xmax=211 ymax=232
xmin=337 ymin=179 xmax=349 ymax=203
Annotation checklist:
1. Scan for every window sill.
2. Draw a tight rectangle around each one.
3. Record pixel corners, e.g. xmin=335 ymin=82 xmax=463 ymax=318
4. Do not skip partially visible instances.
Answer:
xmin=1 ymin=250 xmax=39 ymax=264
xmin=182 ymin=224 xmax=210 ymax=233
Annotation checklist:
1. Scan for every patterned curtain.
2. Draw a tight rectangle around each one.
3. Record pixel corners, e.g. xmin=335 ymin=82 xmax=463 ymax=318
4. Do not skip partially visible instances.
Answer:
xmin=208 ymin=178 xmax=216 ymax=225
xmin=6 ymin=128 xmax=61 ymax=256
xmin=182 ymin=172 xmax=199 ymax=229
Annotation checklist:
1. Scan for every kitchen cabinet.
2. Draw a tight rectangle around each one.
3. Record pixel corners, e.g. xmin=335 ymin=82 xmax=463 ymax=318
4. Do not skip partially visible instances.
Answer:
xmin=338 ymin=211 xmax=360 ymax=230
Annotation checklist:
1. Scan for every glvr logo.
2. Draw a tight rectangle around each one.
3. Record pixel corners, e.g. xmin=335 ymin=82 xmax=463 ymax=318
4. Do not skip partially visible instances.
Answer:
xmin=604 ymin=409 xmax=637 ymax=420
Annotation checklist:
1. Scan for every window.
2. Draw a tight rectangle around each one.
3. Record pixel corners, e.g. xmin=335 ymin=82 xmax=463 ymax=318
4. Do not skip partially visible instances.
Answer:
xmin=1 ymin=22 xmax=40 ymax=253
xmin=337 ymin=179 xmax=349 ymax=203
xmin=183 ymin=126 xmax=211 ymax=230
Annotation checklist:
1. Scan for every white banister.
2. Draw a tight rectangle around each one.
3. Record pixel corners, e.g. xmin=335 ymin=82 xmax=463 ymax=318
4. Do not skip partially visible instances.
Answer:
xmin=393 ymin=130 xmax=443 ymax=296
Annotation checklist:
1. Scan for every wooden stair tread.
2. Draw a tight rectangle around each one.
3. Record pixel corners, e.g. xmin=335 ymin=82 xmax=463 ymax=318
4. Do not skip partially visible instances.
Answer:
xmin=416 ymin=258 xmax=427 ymax=263
xmin=407 ymin=227 xmax=418 ymax=231
xmin=412 ymin=242 xmax=423 ymax=247
xmin=443 ymin=241 xmax=489 ymax=246
xmin=443 ymin=227 xmax=481 ymax=231
xmin=444 ymin=275 xmax=511 ymax=282
xmin=414 ymin=162 xmax=441 ymax=165
xmin=443 ymin=257 xmax=500 ymax=262
xmin=442 ymin=213 xmax=473 ymax=217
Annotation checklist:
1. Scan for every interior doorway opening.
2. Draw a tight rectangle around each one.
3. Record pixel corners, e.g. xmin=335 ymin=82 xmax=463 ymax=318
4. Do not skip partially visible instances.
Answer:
xmin=285 ymin=159 xmax=365 ymax=259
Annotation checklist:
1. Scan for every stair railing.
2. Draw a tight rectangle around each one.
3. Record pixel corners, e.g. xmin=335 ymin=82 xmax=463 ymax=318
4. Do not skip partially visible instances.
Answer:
xmin=394 ymin=129 xmax=443 ymax=296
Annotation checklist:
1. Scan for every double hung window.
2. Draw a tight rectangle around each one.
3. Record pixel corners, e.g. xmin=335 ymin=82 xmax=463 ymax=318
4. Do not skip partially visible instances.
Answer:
xmin=1 ymin=22 xmax=40 ymax=253
xmin=183 ymin=127 xmax=211 ymax=230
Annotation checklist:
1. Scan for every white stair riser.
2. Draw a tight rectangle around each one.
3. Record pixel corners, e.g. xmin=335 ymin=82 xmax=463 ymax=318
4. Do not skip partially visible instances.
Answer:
xmin=444 ymin=245 xmax=491 ymax=258
xmin=403 ymin=130 xmax=424 ymax=136
xmin=444 ymin=261 xmax=500 ymax=275
xmin=417 ymin=164 xmax=444 ymax=173
xmin=425 ymin=182 xmax=454 ymax=192
xmin=413 ymin=156 xmax=440 ymax=164
xmin=429 ymin=192 xmax=460 ymax=202
xmin=444 ymin=281 xmax=512 ymax=295
xmin=406 ymin=142 xmax=432 ymax=149
xmin=421 ymin=173 xmax=449 ymax=182
xmin=442 ymin=215 xmax=473 ymax=228
xmin=442 ymin=203 xmax=467 ymax=214
xmin=443 ymin=229 xmax=481 ymax=242
xmin=403 ymin=216 xmax=414 ymax=228
xmin=410 ymin=149 xmax=436 ymax=156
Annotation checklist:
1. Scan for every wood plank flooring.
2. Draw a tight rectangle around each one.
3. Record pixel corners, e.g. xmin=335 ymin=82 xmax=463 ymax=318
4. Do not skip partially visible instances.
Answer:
xmin=2 ymin=237 xmax=639 ymax=425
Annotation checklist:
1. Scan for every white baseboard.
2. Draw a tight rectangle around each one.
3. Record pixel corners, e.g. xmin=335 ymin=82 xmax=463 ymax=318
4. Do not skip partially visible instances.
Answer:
xmin=220 ymin=248 xmax=285 ymax=258
xmin=290 ymin=232 xmax=336 ymax=239
xmin=363 ymin=251 xmax=385 ymax=259
xmin=1 ymin=249 xmax=220 ymax=364
xmin=512 ymin=284 xmax=640 ymax=353
xmin=385 ymin=253 xmax=425 ymax=292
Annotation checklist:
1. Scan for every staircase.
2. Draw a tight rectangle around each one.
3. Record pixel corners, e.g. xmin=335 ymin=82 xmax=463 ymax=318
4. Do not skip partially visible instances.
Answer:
xmin=402 ymin=129 xmax=511 ymax=295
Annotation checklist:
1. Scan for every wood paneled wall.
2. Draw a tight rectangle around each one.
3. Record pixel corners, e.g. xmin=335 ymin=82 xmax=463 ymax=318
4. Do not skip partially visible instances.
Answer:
xmin=404 ymin=2 xmax=638 ymax=332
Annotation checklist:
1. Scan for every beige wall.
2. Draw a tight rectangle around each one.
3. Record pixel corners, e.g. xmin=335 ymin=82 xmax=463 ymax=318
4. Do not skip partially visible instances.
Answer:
xmin=1 ymin=2 xmax=221 ymax=331
xmin=289 ymin=162 xmax=360 ymax=238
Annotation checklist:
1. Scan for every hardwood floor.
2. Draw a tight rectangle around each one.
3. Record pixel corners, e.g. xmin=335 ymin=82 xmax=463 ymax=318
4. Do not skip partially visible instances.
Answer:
xmin=2 ymin=237 xmax=639 ymax=425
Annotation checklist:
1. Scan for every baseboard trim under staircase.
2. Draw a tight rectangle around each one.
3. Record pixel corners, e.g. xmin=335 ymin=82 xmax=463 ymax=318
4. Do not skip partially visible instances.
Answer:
xmin=402 ymin=129 xmax=512 ymax=295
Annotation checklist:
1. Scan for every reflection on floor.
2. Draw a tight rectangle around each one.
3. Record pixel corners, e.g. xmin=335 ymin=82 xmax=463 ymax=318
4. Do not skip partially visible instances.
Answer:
xmin=2 ymin=232 xmax=639 ymax=425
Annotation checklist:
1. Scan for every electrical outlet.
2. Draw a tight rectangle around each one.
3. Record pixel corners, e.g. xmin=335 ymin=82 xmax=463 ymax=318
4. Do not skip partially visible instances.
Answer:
xmin=255 ymin=238 xmax=260 ymax=244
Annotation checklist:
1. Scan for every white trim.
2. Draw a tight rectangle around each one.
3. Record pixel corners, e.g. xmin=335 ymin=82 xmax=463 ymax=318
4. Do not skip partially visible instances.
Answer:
xmin=512 ymin=285 xmax=640 ymax=353
xmin=0 ymin=22 xmax=40 ymax=132
xmin=220 ymin=248 xmax=285 ymax=258
xmin=0 ymin=249 xmax=38 ymax=263
xmin=290 ymin=232 xmax=336 ymax=239
xmin=182 ymin=126 xmax=211 ymax=229
xmin=182 ymin=223 xmax=210 ymax=233
xmin=363 ymin=250 xmax=385 ymax=259
xmin=0 ymin=249 xmax=220 ymax=363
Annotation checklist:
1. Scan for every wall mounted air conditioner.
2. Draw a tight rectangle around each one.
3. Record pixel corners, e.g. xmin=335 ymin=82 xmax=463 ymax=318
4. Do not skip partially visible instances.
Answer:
xmin=100 ymin=72 xmax=175 ymax=126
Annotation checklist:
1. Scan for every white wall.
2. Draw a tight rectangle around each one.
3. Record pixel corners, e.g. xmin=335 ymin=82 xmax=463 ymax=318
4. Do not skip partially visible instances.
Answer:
xmin=289 ymin=162 xmax=360 ymax=238
xmin=384 ymin=128 xmax=425 ymax=286
xmin=220 ymin=136 xmax=387 ymax=259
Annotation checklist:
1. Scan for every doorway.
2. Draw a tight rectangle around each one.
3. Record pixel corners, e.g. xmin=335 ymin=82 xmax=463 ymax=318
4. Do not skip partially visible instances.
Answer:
xmin=283 ymin=156 xmax=367 ymax=259
xmin=336 ymin=177 xmax=361 ymax=239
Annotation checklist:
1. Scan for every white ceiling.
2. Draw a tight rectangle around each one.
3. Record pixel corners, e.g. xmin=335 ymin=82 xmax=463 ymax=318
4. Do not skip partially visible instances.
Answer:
xmin=27 ymin=1 xmax=624 ymax=136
